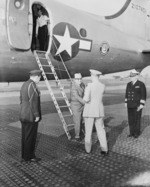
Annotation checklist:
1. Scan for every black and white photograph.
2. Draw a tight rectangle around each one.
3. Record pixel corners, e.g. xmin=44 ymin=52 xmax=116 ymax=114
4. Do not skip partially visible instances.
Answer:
xmin=1 ymin=0 xmax=150 ymax=186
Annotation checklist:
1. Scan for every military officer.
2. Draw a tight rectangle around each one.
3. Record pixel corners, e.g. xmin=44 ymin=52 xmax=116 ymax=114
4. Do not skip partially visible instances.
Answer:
xmin=125 ymin=69 xmax=146 ymax=138
xmin=19 ymin=70 xmax=42 ymax=162
xmin=83 ymin=69 xmax=108 ymax=155
xmin=70 ymin=73 xmax=86 ymax=140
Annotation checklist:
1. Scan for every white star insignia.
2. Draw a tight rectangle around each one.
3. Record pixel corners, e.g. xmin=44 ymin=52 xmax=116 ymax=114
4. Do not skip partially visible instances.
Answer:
xmin=54 ymin=26 xmax=79 ymax=57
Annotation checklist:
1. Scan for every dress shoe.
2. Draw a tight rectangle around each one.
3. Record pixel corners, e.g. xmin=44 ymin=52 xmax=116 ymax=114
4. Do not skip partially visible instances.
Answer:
xmin=20 ymin=159 xmax=30 ymax=163
xmin=30 ymin=157 xmax=41 ymax=162
xmin=72 ymin=137 xmax=80 ymax=142
xmin=133 ymin=135 xmax=139 ymax=138
xmin=127 ymin=134 xmax=133 ymax=138
xmin=101 ymin=151 xmax=108 ymax=156
xmin=85 ymin=150 xmax=91 ymax=154
xmin=85 ymin=142 xmax=91 ymax=154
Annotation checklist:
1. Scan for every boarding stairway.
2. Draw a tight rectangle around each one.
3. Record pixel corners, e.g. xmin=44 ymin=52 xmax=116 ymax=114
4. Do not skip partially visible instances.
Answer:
xmin=34 ymin=50 xmax=73 ymax=140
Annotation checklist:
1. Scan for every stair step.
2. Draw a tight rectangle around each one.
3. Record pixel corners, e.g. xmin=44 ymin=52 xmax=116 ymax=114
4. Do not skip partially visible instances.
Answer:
xmin=41 ymin=65 xmax=50 ymax=67
xmin=63 ymin=114 xmax=72 ymax=117
xmin=67 ymin=124 xmax=74 ymax=127
xmin=38 ymin=57 xmax=47 ymax=60
xmin=59 ymin=105 xmax=68 ymax=108
xmin=45 ymin=72 xmax=54 ymax=75
xmin=54 ymin=68 xmax=67 ymax=72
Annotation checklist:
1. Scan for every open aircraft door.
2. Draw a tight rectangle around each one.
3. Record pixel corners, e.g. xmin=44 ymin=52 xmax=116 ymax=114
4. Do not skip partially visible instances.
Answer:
xmin=6 ymin=0 xmax=32 ymax=50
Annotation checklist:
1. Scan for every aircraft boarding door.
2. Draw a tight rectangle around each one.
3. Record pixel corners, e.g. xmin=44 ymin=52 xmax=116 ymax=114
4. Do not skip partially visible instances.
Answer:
xmin=6 ymin=0 xmax=31 ymax=50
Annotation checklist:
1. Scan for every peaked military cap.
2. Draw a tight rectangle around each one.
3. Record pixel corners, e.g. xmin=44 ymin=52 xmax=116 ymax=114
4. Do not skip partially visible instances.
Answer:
xmin=29 ymin=70 xmax=42 ymax=76
xmin=90 ymin=69 xmax=102 ymax=76
xmin=130 ymin=69 xmax=139 ymax=77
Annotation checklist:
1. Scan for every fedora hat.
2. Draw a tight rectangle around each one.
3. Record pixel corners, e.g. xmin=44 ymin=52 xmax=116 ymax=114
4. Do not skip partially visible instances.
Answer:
xmin=74 ymin=73 xmax=82 ymax=79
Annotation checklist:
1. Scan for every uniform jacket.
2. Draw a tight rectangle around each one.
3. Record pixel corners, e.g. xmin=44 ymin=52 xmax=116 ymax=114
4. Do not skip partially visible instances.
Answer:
xmin=83 ymin=80 xmax=105 ymax=118
xmin=19 ymin=79 xmax=41 ymax=122
xmin=125 ymin=80 xmax=146 ymax=108
xmin=70 ymin=82 xmax=85 ymax=112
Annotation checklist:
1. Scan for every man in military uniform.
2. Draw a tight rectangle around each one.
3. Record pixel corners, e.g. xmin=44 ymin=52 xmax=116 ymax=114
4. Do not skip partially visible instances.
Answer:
xmin=70 ymin=73 xmax=85 ymax=141
xmin=83 ymin=69 xmax=108 ymax=155
xmin=125 ymin=69 xmax=146 ymax=138
xmin=19 ymin=70 xmax=42 ymax=162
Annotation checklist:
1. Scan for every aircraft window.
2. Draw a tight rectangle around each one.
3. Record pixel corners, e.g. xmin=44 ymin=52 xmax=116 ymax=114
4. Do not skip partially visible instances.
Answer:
xmin=14 ymin=0 xmax=24 ymax=9
xmin=80 ymin=28 xmax=87 ymax=37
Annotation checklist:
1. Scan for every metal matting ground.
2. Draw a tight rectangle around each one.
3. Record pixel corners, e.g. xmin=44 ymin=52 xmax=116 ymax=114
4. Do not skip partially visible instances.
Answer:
xmin=0 ymin=100 xmax=150 ymax=187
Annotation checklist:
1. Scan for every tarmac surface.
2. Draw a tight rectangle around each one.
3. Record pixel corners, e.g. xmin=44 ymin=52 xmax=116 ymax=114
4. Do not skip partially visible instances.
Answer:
xmin=1 ymin=78 xmax=150 ymax=187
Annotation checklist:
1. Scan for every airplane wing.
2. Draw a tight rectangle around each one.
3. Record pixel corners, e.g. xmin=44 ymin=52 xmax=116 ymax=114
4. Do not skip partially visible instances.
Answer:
xmin=142 ymin=50 xmax=150 ymax=53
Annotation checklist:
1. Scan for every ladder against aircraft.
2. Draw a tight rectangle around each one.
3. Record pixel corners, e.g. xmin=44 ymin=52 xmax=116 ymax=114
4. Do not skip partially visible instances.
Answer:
xmin=34 ymin=50 xmax=74 ymax=140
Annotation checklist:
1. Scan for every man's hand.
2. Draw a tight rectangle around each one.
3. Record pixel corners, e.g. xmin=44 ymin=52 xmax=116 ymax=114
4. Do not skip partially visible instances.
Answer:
xmin=35 ymin=117 xmax=40 ymax=122
xmin=137 ymin=105 xmax=143 ymax=111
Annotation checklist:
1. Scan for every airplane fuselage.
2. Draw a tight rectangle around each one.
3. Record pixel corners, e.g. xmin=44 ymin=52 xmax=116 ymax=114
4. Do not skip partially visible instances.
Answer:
xmin=0 ymin=0 xmax=150 ymax=82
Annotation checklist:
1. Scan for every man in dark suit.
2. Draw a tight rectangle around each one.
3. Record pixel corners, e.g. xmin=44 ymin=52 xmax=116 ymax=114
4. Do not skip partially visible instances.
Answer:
xmin=19 ymin=70 xmax=42 ymax=162
xmin=125 ymin=69 xmax=147 ymax=138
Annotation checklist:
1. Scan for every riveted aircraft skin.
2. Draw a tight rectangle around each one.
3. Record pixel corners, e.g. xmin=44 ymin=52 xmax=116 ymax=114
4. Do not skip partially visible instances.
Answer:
xmin=0 ymin=0 xmax=150 ymax=82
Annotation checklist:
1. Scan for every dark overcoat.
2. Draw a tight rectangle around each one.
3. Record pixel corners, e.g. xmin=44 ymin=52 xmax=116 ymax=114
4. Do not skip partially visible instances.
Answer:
xmin=19 ymin=79 xmax=41 ymax=122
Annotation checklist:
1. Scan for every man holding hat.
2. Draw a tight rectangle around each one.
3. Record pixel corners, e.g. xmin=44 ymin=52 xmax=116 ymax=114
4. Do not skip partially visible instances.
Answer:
xmin=83 ymin=69 xmax=108 ymax=155
xmin=19 ymin=70 xmax=42 ymax=162
xmin=125 ymin=69 xmax=146 ymax=138
xmin=70 ymin=73 xmax=86 ymax=140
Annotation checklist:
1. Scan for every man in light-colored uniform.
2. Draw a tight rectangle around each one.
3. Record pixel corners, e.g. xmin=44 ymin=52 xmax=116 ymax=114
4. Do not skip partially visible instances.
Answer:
xmin=71 ymin=73 xmax=85 ymax=140
xmin=83 ymin=69 xmax=108 ymax=155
